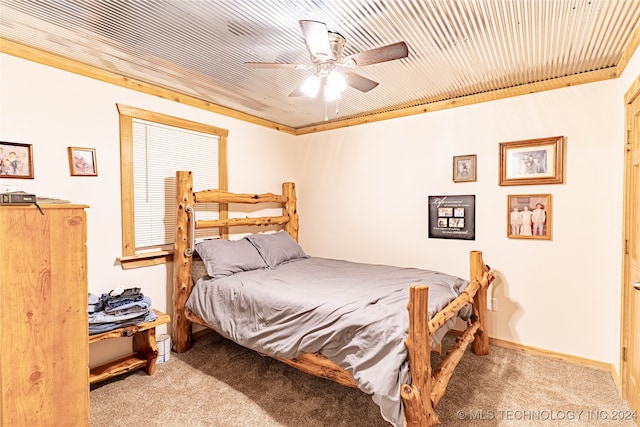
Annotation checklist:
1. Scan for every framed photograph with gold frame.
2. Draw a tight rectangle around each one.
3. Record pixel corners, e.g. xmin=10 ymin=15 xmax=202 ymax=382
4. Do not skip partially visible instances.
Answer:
xmin=453 ymin=154 xmax=477 ymax=182
xmin=507 ymin=194 xmax=551 ymax=240
xmin=499 ymin=136 xmax=564 ymax=186
xmin=68 ymin=147 xmax=98 ymax=176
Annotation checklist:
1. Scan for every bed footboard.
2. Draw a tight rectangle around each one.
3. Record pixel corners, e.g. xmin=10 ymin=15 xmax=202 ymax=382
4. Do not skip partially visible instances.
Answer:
xmin=402 ymin=250 xmax=493 ymax=426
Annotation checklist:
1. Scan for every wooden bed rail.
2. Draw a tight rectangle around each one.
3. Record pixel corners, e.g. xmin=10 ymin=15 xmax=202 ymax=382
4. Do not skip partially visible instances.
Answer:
xmin=194 ymin=189 xmax=288 ymax=204
xmin=194 ymin=216 xmax=290 ymax=229
xmin=428 ymin=279 xmax=480 ymax=335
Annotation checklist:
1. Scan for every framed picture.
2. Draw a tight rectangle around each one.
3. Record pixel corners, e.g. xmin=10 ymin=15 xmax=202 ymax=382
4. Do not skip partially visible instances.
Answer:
xmin=68 ymin=147 xmax=98 ymax=176
xmin=507 ymin=194 xmax=551 ymax=240
xmin=499 ymin=136 xmax=564 ymax=186
xmin=0 ymin=141 xmax=34 ymax=179
xmin=453 ymin=154 xmax=477 ymax=182
xmin=428 ymin=195 xmax=475 ymax=240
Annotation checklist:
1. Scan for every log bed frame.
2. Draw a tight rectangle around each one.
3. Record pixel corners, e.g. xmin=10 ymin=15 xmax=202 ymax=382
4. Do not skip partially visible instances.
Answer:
xmin=172 ymin=171 xmax=494 ymax=426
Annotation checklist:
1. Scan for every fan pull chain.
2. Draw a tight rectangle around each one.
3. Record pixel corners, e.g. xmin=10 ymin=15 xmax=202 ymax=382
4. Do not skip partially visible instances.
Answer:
xmin=324 ymin=99 xmax=328 ymax=121
xmin=324 ymin=84 xmax=329 ymax=121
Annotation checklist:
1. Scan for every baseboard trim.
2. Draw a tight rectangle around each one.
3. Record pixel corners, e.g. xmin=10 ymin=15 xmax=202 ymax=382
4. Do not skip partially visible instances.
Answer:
xmin=446 ymin=329 xmax=621 ymax=391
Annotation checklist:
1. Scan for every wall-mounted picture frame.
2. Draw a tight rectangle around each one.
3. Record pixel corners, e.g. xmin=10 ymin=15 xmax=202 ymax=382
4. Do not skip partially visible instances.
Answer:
xmin=68 ymin=147 xmax=98 ymax=176
xmin=0 ymin=141 xmax=34 ymax=179
xmin=499 ymin=136 xmax=564 ymax=186
xmin=453 ymin=154 xmax=477 ymax=182
xmin=507 ymin=194 xmax=551 ymax=240
xmin=428 ymin=195 xmax=476 ymax=240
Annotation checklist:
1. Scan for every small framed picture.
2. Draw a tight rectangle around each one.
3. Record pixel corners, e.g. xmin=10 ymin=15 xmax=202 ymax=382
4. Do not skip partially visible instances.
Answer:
xmin=453 ymin=154 xmax=477 ymax=182
xmin=507 ymin=194 xmax=551 ymax=240
xmin=0 ymin=141 xmax=34 ymax=179
xmin=499 ymin=136 xmax=564 ymax=186
xmin=68 ymin=147 xmax=98 ymax=176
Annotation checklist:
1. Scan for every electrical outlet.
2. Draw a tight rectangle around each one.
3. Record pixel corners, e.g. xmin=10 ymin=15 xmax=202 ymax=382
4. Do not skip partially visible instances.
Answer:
xmin=490 ymin=298 xmax=498 ymax=311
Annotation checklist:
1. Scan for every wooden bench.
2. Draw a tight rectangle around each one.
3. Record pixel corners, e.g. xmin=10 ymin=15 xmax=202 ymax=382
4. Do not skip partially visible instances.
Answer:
xmin=89 ymin=309 xmax=171 ymax=384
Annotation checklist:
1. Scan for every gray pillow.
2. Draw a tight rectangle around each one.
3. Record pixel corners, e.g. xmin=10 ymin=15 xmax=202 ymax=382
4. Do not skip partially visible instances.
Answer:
xmin=244 ymin=231 xmax=308 ymax=268
xmin=195 ymin=239 xmax=267 ymax=279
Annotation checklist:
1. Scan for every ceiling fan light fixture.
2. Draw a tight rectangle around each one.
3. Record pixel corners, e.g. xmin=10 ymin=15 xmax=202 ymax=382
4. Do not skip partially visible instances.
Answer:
xmin=301 ymin=74 xmax=320 ymax=97
xmin=325 ymin=70 xmax=347 ymax=101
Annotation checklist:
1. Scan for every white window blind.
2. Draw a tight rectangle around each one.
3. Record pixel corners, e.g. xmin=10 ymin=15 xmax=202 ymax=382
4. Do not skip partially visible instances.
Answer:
xmin=132 ymin=119 xmax=220 ymax=249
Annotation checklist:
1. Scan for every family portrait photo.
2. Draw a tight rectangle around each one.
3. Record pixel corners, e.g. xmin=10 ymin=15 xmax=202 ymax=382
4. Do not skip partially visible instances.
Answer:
xmin=499 ymin=136 xmax=564 ymax=186
xmin=507 ymin=194 xmax=551 ymax=240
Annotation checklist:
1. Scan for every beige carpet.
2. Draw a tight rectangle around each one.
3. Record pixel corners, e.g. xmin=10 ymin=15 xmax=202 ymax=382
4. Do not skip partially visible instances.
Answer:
xmin=90 ymin=333 xmax=637 ymax=427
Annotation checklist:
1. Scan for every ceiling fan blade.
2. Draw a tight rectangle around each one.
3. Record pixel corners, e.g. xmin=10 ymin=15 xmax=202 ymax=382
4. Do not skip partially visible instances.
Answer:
xmin=299 ymin=20 xmax=332 ymax=59
xmin=343 ymin=41 xmax=409 ymax=67
xmin=244 ymin=62 xmax=310 ymax=70
xmin=343 ymin=71 xmax=379 ymax=92
xmin=289 ymin=86 xmax=305 ymax=97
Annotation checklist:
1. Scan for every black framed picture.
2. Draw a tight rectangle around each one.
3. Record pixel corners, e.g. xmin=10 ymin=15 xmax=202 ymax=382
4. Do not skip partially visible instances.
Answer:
xmin=428 ymin=195 xmax=476 ymax=240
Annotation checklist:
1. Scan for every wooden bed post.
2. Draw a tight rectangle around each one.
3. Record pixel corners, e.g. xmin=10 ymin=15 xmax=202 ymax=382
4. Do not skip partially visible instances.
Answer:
xmin=470 ymin=250 xmax=490 ymax=356
xmin=173 ymin=171 xmax=195 ymax=353
xmin=282 ymin=182 xmax=299 ymax=241
xmin=401 ymin=285 xmax=439 ymax=426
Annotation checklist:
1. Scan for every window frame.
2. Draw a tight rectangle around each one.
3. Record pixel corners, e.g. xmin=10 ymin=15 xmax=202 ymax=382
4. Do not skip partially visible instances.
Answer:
xmin=117 ymin=104 xmax=228 ymax=269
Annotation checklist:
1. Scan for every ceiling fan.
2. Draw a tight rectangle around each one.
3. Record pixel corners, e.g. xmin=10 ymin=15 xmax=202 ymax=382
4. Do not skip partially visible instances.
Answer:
xmin=244 ymin=20 xmax=409 ymax=102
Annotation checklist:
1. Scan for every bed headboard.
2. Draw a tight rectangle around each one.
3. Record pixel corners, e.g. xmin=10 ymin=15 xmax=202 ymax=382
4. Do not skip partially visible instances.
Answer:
xmin=172 ymin=170 xmax=299 ymax=351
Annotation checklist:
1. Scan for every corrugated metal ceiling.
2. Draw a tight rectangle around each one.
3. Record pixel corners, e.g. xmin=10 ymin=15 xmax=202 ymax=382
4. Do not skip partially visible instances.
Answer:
xmin=1 ymin=0 xmax=639 ymax=132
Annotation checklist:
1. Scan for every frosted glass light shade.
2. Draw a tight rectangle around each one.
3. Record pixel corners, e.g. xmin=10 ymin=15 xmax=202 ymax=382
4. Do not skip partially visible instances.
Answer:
xmin=301 ymin=74 xmax=320 ymax=97
xmin=325 ymin=70 xmax=347 ymax=101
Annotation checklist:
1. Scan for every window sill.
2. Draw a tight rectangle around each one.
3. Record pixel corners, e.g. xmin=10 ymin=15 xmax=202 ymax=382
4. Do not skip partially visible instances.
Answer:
xmin=118 ymin=250 xmax=173 ymax=270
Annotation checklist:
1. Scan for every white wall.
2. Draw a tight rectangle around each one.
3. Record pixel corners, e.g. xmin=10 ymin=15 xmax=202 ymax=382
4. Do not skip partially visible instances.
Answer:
xmin=1 ymin=47 xmax=638 ymax=370
xmin=0 ymin=53 xmax=297 ymax=365
xmin=294 ymin=49 xmax=639 ymax=369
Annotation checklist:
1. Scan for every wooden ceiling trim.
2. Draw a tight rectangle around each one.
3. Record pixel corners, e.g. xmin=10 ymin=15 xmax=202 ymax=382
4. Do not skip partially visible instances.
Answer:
xmin=295 ymin=67 xmax=619 ymax=135
xmin=0 ymin=38 xmax=297 ymax=136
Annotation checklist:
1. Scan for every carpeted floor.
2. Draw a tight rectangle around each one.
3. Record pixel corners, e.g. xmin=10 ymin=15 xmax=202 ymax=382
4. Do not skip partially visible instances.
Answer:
xmin=90 ymin=333 xmax=637 ymax=427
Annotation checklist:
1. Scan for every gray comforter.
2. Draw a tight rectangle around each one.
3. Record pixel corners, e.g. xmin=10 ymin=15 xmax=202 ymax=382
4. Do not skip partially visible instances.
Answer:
xmin=186 ymin=257 xmax=471 ymax=426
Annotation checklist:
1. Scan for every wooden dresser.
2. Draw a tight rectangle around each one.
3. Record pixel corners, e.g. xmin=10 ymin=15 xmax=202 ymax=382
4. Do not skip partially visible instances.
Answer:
xmin=0 ymin=204 xmax=90 ymax=426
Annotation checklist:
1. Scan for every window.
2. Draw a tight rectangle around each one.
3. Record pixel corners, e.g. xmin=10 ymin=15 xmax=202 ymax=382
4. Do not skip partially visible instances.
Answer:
xmin=117 ymin=104 xmax=228 ymax=268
